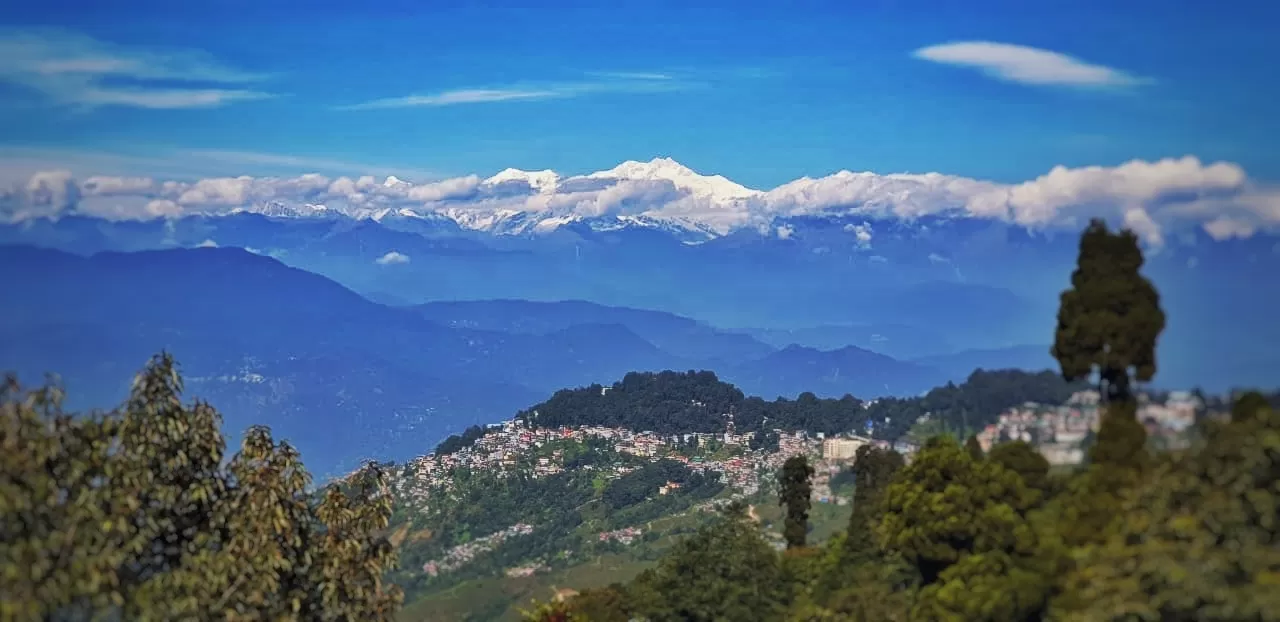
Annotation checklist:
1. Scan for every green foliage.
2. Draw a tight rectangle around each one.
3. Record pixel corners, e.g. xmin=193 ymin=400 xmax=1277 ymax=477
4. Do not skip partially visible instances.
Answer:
xmin=520 ymin=598 xmax=587 ymax=622
xmin=602 ymin=458 xmax=720 ymax=509
xmin=1087 ymin=399 xmax=1149 ymax=472
xmin=627 ymin=513 xmax=790 ymax=621
xmin=564 ymin=585 xmax=630 ymax=622
xmin=779 ymin=455 xmax=815 ymax=549
xmin=434 ymin=423 xmax=490 ymax=455
xmin=1052 ymin=218 xmax=1166 ymax=403
xmin=1052 ymin=403 xmax=1280 ymax=621
xmin=877 ymin=438 xmax=1041 ymax=584
xmin=844 ymin=445 xmax=905 ymax=563
xmin=518 ymin=369 xmax=1080 ymax=444
xmin=0 ymin=354 xmax=403 ymax=621
xmin=988 ymin=440 xmax=1051 ymax=494
xmin=965 ymin=434 xmax=985 ymax=461
xmin=913 ymin=551 xmax=1051 ymax=622
xmin=1231 ymin=389 xmax=1272 ymax=424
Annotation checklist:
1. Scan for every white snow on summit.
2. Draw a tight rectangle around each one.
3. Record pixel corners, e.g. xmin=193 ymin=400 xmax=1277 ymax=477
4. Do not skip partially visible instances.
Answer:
xmin=587 ymin=157 xmax=760 ymax=200
xmin=484 ymin=168 xmax=560 ymax=194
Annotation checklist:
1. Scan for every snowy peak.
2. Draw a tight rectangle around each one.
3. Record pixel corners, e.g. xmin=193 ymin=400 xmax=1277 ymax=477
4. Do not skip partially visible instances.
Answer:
xmin=484 ymin=168 xmax=560 ymax=194
xmin=382 ymin=175 xmax=411 ymax=189
xmin=587 ymin=157 xmax=760 ymax=200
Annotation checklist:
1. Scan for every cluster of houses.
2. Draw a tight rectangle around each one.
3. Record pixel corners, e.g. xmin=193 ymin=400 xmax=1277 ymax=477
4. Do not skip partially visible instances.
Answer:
xmin=504 ymin=563 xmax=549 ymax=578
xmin=421 ymin=523 xmax=535 ymax=577
xmin=975 ymin=390 xmax=1202 ymax=465
xmin=394 ymin=418 xmax=794 ymax=511
xmin=598 ymin=527 xmax=643 ymax=545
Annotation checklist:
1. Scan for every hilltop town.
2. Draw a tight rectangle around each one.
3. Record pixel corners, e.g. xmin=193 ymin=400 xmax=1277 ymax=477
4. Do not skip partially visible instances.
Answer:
xmin=398 ymin=387 xmax=1204 ymax=503
xmin=387 ymin=386 xmax=1210 ymax=586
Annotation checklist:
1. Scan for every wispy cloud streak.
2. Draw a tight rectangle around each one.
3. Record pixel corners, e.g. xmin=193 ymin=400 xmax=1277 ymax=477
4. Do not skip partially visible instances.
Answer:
xmin=0 ymin=29 xmax=273 ymax=109
xmin=913 ymin=41 xmax=1148 ymax=88
xmin=341 ymin=73 xmax=686 ymax=110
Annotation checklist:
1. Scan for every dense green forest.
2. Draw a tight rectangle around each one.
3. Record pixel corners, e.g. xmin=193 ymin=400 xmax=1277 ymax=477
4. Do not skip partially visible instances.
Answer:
xmin=521 ymin=219 xmax=1280 ymax=622
xmin=513 ymin=368 xmax=1079 ymax=442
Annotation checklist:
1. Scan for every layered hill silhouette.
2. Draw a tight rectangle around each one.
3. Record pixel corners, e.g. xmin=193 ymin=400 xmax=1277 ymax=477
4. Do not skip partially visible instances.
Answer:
xmin=1 ymin=244 xmax=978 ymax=475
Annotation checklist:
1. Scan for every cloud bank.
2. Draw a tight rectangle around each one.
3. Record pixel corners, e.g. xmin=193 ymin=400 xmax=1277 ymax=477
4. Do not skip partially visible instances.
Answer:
xmin=913 ymin=41 xmax=1147 ymax=87
xmin=2 ymin=155 xmax=1276 ymax=245
xmin=0 ymin=29 xmax=271 ymax=109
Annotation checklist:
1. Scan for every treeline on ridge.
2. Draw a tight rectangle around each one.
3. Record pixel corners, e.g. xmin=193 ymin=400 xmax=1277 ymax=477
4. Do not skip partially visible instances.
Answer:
xmin=513 ymin=367 xmax=1081 ymax=440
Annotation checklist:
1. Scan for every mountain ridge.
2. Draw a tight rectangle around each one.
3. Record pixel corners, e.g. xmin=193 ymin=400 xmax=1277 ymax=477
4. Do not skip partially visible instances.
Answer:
xmin=1 ymin=244 xmax=985 ymax=475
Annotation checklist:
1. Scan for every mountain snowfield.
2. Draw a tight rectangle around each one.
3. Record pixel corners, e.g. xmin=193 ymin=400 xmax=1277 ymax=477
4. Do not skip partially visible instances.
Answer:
xmin=3 ymin=155 xmax=1275 ymax=246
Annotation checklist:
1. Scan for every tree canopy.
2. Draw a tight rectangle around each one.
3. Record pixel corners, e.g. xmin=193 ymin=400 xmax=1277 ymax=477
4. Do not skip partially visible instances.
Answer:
xmin=1052 ymin=218 xmax=1166 ymax=403
xmin=0 ymin=354 xmax=403 ymax=620
xmin=779 ymin=455 xmax=816 ymax=549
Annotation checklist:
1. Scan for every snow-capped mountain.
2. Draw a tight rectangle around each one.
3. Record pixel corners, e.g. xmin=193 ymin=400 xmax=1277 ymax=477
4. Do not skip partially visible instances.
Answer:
xmin=4 ymin=155 xmax=1274 ymax=250
xmin=484 ymin=168 xmax=560 ymax=194
xmin=586 ymin=157 xmax=760 ymax=200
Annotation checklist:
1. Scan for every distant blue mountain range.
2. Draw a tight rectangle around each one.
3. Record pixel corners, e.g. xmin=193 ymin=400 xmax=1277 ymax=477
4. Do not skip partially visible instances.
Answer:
xmin=1 ymin=244 xmax=1023 ymax=476
xmin=3 ymin=208 xmax=1277 ymax=473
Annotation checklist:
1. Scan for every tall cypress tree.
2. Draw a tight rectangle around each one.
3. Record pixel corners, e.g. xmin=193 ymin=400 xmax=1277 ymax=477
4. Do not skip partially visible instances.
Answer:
xmin=778 ymin=455 xmax=815 ymax=549
xmin=1052 ymin=218 xmax=1165 ymax=404
xmin=1052 ymin=219 xmax=1165 ymax=470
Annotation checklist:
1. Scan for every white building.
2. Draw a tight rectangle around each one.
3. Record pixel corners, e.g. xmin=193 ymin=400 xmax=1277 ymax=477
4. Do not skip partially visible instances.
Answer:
xmin=822 ymin=436 xmax=868 ymax=461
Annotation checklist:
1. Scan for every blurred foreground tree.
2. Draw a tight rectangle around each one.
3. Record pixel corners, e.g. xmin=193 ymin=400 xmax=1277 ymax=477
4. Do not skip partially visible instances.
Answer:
xmin=626 ymin=511 xmax=789 ymax=621
xmin=965 ymin=435 xmax=985 ymax=461
xmin=877 ymin=438 xmax=1051 ymax=621
xmin=1052 ymin=393 xmax=1280 ymax=620
xmin=0 ymin=353 xmax=403 ymax=621
xmin=987 ymin=440 xmax=1051 ymax=495
xmin=779 ymin=455 xmax=816 ymax=549
xmin=1048 ymin=220 xmax=1165 ymax=551
xmin=1052 ymin=218 xmax=1165 ymax=405
xmin=843 ymin=445 xmax=905 ymax=563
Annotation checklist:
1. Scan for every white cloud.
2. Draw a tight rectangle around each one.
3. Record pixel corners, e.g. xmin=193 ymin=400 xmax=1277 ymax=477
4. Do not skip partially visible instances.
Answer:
xmin=1123 ymin=207 xmax=1164 ymax=247
xmin=843 ymin=222 xmax=873 ymax=247
xmin=196 ymin=238 xmax=218 ymax=248
xmin=775 ymin=224 xmax=794 ymax=239
xmin=82 ymin=175 xmax=156 ymax=195
xmin=348 ymin=88 xmax=564 ymax=109
xmin=376 ymin=251 xmax=410 ymax=265
xmin=1203 ymin=217 xmax=1257 ymax=241
xmin=145 ymin=199 xmax=183 ymax=218
xmin=913 ymin=41 xmax=1147 ymax=87
xmin=342 ymin=73 xmax=685 ymax=110
xmin=0 ymin=29 xmax=272 ymax=109
xmin=2 ymin=155 xmax=1278 ymax=245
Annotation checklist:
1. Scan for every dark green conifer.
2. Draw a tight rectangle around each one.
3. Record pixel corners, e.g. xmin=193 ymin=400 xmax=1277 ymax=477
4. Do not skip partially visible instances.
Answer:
xmin=778 ymin=455 xmax=815 ymax=549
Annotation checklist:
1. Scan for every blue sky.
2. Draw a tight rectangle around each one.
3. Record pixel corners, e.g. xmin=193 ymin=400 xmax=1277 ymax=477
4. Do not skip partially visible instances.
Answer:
xmin=1 ymin=0 xmax=1277 ymax=187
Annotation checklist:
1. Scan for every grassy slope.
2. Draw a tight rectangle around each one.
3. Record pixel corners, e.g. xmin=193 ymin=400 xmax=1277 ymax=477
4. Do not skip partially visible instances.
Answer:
xmin=398 ymin=493 xmax=855 ymax=622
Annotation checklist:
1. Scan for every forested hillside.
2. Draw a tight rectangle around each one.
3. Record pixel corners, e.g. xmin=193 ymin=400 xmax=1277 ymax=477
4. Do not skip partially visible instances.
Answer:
xmin=516 ymin=367 xmax=1080 ymax=441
